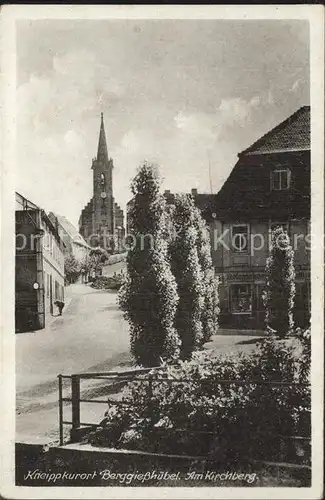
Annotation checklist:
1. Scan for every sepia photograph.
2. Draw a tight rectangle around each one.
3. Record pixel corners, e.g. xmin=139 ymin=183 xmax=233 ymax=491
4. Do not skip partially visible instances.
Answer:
xmin=1 ymin=5 xmax=324 ymax=499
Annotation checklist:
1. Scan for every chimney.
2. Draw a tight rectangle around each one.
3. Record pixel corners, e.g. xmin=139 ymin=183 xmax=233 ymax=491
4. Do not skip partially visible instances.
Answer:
xmin=191 ymin=188 xmax=198 ymax=196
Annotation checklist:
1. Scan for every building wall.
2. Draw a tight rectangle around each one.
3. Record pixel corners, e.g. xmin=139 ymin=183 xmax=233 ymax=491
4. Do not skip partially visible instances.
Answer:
xmin=15 ymin=209 xmax=45 ymax=332
xmin=212 ymin=218 xmax=310 ymax=329
xmin=41 ymin=217 xmax=65 ymax=321
xmin=15 ymin=205 xmax=65 ymax=332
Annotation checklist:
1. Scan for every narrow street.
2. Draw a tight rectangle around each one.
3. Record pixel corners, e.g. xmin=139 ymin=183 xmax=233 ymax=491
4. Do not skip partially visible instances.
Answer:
xmin=16 ymin=282 xmax=131 ymax=443
xmin=16 ymin=273 xmax=263 ymax=444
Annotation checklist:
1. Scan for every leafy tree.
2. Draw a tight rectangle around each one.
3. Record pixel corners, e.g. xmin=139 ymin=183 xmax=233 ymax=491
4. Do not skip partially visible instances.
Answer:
xmin=169 ymin=194 xmax=204 ymax=359
xmin=119 ymin=162 xmax=180 ymax=367
xmin=263 ymin=226 xmax=296 ymax=338
xmin=80 ymin=248 xmax=109 ymax=281
xmin=64 ymin=254 xmax=81 ymax=284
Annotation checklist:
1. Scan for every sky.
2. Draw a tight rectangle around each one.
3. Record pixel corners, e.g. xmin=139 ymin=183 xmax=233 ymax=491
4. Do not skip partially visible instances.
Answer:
xmin=16 ymin=19 xmax=309 ymax=227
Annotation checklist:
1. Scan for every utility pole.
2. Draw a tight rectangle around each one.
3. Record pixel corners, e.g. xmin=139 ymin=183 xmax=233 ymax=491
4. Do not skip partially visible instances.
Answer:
xmin=208 ymin=150 xmax=213 ymax=194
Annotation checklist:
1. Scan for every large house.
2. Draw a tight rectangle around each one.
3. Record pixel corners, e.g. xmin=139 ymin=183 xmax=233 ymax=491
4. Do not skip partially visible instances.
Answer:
xmin=79 ymin=113 xmax=125 ymax=252
xmin=207 ymin=106 xmax=310 ymax=329
xmin=15 ymin=192 xmax=65 ymax=332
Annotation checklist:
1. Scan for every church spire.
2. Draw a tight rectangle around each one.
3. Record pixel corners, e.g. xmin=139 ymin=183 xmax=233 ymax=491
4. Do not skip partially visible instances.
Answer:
xmin=97 ymin=112 xmax=109 ymax=163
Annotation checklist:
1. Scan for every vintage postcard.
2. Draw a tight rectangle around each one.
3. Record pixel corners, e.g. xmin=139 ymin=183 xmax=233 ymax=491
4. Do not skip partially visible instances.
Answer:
xmin=1 ymin=4 xmax=324 ymax=499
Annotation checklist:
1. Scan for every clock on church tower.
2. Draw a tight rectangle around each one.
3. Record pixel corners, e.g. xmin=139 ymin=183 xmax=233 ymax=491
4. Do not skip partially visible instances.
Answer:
xmin=79 ymin=112 xmax=125 ymax=248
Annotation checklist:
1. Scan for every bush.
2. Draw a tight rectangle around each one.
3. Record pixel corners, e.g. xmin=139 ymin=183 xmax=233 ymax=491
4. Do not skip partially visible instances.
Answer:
xmin=118 ymin=163 xmax=180 ymax=367
xmin=263 ymin=226 xmax=296 ymax=338
xmin=88 ymin=332 xmax=311 ymax=462
xmin=107 ymin=253 xmax=127 ymax=265
xmin=90 ymin=276 xmax=124 ymax=290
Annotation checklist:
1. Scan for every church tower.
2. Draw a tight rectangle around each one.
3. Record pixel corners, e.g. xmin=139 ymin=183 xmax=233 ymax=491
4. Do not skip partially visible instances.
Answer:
xmin=79 ymin=113 xmax=125 ymax=251
xmin=91 ymin=113 xmax=115 ymax=238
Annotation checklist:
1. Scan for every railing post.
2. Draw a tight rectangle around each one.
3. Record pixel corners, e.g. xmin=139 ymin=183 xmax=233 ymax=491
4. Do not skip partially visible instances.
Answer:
xmin=71 ymin=375 xmax=80 ymax=442
xmin=147 ymin=373 xmax=152 ymax=418
xmin=58 ymin=375 xmax=63 ymax=446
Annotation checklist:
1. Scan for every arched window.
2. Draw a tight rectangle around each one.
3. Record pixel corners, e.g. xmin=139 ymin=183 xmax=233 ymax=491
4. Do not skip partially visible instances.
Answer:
xmin=100 ymin=173 xmax=105 ymax=185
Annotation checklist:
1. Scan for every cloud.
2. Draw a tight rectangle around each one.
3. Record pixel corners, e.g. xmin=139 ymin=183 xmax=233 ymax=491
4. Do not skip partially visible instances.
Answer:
xmin=15 ymin=20 xmax=309 ymax=225
xmin=290 ymin=78 xmax=302 ymax=93
xmin=219 ymin=98 xmax=252 ymax=126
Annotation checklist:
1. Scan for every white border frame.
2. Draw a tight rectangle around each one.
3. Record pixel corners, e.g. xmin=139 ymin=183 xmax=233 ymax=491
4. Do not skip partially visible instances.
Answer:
xmin=1 ymin=5 xmax=324 ymax=500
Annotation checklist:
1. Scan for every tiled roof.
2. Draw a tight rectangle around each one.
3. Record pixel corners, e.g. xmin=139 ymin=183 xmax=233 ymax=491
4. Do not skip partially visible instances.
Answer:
xmin=240 ymin=106 xmax=310 ymax=156
xmin=53 ymin=214 xmax=90 ymax=248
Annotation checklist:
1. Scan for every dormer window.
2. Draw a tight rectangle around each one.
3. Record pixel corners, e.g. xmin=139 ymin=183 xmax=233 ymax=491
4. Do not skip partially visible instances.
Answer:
xmin=271 ymin=169 xmax=290 ymax=191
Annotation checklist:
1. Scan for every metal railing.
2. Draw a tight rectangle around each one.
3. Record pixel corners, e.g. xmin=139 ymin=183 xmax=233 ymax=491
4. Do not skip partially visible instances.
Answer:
xmin=58 ymin=367 xmax=155 ymax=445
xmin=58 ymin=368 xmax=311 ymax=471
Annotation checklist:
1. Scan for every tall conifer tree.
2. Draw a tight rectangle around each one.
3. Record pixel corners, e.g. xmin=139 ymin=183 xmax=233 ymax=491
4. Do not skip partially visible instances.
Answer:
xmin=119 ymin=163 xmax=180 ymax=366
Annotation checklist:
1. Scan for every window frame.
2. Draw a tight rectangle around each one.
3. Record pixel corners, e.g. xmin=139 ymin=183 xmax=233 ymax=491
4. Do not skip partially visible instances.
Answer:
xmin=230 ymin=283 xmax=253 ymax=315
xmin=269 ymin=221 xmax=289 ymax=233
xmin=271 ymin=168 xmax=291 ymax=191
xmin=231 ymin=223 xmax=249 ymax=253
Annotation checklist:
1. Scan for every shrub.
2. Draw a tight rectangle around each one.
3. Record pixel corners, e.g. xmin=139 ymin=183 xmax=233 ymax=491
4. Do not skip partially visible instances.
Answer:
xmin=88 ymin=333 xmax=310 ymax=462
xmin=118 ymin=163 xmax=180 ymax=367
xmin=90 ymin=275 xmax=124 ymax=290
xmin=263 ymin=226 xmax=296 ymax=338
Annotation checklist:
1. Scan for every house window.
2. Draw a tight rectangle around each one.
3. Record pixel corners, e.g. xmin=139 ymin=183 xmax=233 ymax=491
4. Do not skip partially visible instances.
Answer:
xmin=231 ymin=224 xmax=249 ymax=252
xmin=271 ymin=169 xmax=290 ymax=190
xmin=230 ymin=284 xmax=253 ymax=313
xmin=270 ymin=221 xmax=289 ymax=233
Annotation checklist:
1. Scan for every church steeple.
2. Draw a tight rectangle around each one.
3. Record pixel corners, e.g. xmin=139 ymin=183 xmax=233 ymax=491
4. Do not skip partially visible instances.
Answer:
xmin=97 ymin=112 xmax=109 ymax=163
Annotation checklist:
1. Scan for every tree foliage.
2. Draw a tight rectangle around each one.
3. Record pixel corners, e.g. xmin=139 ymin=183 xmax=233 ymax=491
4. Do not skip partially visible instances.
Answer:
xmin=168 ymin=194 xmax=204 ymax=359
xmin=263 ymin=226 xmax=296 ymax=337
xmin=118 ymin=163 xmax=180 ymax=367
xmin=88 ymin=332 xmax=310 ymax=464
xmin=80 ymin=247 xmax=109 ymax=279
xmin=193 ymin=205 xmax=219 ymax=345
xmin=167 ymin=195 xmax=219 ymax=357
xmin=64 ymin=253 xmax=81 ymax=284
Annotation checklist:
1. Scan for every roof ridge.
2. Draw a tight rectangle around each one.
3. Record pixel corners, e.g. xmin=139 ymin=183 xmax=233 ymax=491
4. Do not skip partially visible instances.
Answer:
xmin=239 ymin=105 xmax=310 ymax=157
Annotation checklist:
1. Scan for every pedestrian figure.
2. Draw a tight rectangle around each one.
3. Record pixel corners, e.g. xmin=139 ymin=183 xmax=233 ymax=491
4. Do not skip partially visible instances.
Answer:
xmin=55 ymin=300 xmax=65 ymax=316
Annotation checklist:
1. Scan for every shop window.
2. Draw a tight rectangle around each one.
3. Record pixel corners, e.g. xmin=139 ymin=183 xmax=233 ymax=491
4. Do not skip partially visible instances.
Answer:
xmin=230 ymin=284 xmax=252 ymax=313
xmin=271 ymin=169 xmax=290 ymax=191
xmin=231 ymin=224 xmax=249 ymax=253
